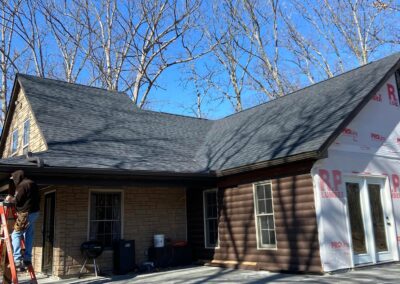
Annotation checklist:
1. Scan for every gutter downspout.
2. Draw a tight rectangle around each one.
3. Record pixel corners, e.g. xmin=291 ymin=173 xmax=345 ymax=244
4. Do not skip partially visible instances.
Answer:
xmin=25 ymin=152 xmax=44 ymax=168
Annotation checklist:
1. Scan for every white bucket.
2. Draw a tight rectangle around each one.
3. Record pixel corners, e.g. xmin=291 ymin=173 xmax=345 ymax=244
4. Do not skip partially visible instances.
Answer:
xmin=154 ymin=234 xmax=165 ymax=248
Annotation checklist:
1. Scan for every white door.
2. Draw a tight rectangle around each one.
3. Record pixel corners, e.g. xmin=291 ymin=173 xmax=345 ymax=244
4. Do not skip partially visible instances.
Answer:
xmin=345 ymin=177 xmax=396 ymax=265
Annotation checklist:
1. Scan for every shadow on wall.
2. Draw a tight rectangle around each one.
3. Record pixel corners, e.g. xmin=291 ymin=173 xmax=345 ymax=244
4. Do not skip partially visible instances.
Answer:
xmin=210 ymin=173 xmax=321 ymax=273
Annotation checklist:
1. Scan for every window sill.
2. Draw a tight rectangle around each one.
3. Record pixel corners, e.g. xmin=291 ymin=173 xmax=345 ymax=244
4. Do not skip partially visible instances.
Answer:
xmin=256 ymin=246 xmax=277 ymax=250
xmin=204 ymin=246 xmax=220 ymax=250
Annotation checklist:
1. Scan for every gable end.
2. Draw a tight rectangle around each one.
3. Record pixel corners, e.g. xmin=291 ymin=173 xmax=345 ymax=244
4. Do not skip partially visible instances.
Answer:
xmin=0 ymin=77 xmax=47 ymax=158
xmin=318 ymin=62 xmax=400 ymax=157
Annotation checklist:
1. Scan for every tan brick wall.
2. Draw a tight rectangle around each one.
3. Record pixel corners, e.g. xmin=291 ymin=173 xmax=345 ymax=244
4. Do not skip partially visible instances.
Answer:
xmin=2 ymin=89 xmax=47 ymax=158
xmin=32 ymin=185 xmax=187 ymax=277
xmin=32 ymin=187 xmax=54 ymax=274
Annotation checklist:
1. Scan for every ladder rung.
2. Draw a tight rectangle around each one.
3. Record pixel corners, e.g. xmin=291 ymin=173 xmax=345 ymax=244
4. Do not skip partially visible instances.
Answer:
xmin=0 ymin=205 xmax=37 ymax=283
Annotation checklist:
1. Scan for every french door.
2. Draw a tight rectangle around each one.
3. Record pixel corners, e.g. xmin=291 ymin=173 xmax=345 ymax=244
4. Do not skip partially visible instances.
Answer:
xmin=345 ymin=177 xmax=396 ymax=265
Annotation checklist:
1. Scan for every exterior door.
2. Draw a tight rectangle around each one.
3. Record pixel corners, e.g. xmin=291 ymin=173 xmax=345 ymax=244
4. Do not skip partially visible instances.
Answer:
xmin=346 ymin=177 xmax=395 ymax=265
xmin=42 ymin=192 xmax=55 ymax=274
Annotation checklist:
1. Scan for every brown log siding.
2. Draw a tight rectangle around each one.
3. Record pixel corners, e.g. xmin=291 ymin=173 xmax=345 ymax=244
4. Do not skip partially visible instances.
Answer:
xmin=187 ymin=160 xmax=322 ymax=273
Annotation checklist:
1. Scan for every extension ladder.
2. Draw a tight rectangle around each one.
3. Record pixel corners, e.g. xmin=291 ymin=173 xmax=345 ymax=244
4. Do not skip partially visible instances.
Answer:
xmin=0 ymin=202 xmax=37 ymax=284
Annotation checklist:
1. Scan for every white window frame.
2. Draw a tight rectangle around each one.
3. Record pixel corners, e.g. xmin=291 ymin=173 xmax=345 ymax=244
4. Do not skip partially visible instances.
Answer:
xmin=11 ymin=128 xmax=18 ymax=155
xmin=203 ymin=188 xmax=219 ymax=249
xmin=87 ymin=189 xmax=124 ymax=248
xmin=22 ymin=119 xmax=30 ymax=149
xmin=253 ymin=181 xmax=277 ymax=250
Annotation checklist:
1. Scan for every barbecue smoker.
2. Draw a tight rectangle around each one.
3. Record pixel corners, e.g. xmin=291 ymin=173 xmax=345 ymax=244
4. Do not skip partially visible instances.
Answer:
xmin=79 ymin=240 xmax=104 ymax=277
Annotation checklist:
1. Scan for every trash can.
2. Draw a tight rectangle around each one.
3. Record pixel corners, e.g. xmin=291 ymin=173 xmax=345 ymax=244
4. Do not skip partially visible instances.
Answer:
xmin=113 ymin=239 xmax=135 ymax=274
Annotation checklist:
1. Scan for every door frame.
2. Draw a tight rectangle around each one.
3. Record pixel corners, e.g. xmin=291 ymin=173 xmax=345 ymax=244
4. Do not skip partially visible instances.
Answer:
xmin=344 ymin=174 xmax=398 ymax=267
xmin=42 ymin=190 xmax=56 ymax=274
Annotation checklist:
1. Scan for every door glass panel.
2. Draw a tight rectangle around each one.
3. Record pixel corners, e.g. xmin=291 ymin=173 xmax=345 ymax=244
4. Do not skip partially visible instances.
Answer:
xmin=368 ymin=184 xmax=388 ymax=252
xmin=346 ymin=182 xmax=367 ymax=254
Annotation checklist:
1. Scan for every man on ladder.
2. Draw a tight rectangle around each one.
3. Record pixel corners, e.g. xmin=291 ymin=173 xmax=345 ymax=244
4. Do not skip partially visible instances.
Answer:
xmin=5 ymin=170 xmax=40 ymax=275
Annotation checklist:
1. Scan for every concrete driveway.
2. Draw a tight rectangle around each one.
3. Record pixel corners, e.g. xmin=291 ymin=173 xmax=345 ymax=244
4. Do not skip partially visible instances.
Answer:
xmin=21 ymin=262 xmax=400 ymax=283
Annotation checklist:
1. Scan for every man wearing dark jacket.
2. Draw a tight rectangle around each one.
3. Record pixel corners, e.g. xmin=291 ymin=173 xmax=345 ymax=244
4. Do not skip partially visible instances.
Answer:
xmin=5 ymin=170 xmax=40 ymax=269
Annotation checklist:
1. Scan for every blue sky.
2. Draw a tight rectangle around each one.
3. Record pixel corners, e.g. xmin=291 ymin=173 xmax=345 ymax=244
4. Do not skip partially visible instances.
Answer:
xmin=6 ymin=0 xmax=400 ymax=121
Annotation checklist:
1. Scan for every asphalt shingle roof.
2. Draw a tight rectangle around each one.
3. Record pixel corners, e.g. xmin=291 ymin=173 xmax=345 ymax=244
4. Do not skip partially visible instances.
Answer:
xmin=1 ymin=53 xmax=400 ymax=174
xmin=196 ymin=53 xmax=400 ymax=171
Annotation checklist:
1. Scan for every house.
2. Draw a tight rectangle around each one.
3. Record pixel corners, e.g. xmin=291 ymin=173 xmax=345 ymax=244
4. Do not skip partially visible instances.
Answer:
xmin=0 ymin=52 xmax=399 ymax=277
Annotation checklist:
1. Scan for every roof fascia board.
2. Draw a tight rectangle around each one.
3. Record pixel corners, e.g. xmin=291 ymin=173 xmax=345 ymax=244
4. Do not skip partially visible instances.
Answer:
xmin=318 ymin=60 xmax=400 ymax=156
xmin=0 ymin=76 xmax=21 ymax=155
xmin=0 ymin=163 xmax=216 ymax=180
xmin=0 ymin=151 xmax=320 ymax=179
xmin=215 ymin=151 xmax=320 ymax=177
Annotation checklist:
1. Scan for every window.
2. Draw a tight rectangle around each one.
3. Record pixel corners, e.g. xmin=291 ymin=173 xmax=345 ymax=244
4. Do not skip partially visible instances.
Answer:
xmin=203 ymin=189 xmax=219 ymax=248
xmin=11 ymin=129 xmax=18 ymax=154
xmin=23 ymin=119 xmax=30 ymax=149
xmin=89 ymin=192 xmax=122 ymax=248
xmin=253 ymin=182 xmax=277 ymax=249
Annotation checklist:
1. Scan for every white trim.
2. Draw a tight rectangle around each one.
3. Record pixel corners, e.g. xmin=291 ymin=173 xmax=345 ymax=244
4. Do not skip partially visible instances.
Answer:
xmin=22 ymin=118 xmax=30 ymax=148
xmin=11 ymin=128 xmax=18 ymax=155
xmin=382 ymin=176 xmax=400 ymax=262
xmin=203 ymin=188 xmax=220 ymax=249
xmin=253 ymin=181 xmax=277 ymax=250
xmin=87 ymin=189 xmax=124 ymax=245
xmin=343 ymin=173 xmax=389 ymax=179
xmin=343 ymin=181 xmax=355 ymax=268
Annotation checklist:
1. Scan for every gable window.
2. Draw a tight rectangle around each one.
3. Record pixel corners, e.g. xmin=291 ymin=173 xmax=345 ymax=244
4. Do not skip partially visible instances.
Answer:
xmin=253 ymin=182 xmax=277 ymax=249
xmin=89 ymin=191 xmax=122 ymax=248
xmin=23 ymin=119 xmax=30 ymax=151
xmin=203 ymin=189 xmax=219 ymax=248
xmin=11 ymin=129 xmax=18 ymax=155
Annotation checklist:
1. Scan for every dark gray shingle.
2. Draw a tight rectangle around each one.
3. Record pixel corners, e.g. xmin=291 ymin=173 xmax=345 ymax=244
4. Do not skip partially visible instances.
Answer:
xmin=1 ymin=53 xmax=399 ymax=173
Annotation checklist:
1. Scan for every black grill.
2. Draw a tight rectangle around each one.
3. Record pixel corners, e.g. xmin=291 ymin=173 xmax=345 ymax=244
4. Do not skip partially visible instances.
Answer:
xmin=80 ymin=241 xmax=104 ymax=259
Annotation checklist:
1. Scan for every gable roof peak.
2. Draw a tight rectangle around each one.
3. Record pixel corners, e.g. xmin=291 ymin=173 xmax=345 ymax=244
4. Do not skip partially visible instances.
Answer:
xmin=222 ymin=52 xmax=400 ymax=121
xmin=2 ymin=52 xmax=400 ymax=175
xmin=16 ymin=73 xmax=128 ymax=97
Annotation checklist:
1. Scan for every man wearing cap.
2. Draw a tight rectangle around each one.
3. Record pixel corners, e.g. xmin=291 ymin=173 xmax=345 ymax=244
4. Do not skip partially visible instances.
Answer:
xmin=5 ymin=170 xmax=40 ymax=270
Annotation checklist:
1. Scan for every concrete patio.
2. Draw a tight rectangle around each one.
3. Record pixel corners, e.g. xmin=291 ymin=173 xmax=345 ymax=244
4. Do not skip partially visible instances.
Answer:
xmin=17 ymin=262 xmax=400 ymax=283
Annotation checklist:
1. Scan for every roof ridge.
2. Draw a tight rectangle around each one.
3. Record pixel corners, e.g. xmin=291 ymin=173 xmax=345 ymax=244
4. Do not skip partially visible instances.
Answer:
xmin=17 ymin=73 xmax=127 ymax=96
xmin=17 ymin=73 xmax=211 ymax=121
xmin=220 ymin=52 xmax=400 ymax=120
xmin=140 ymin=108 xmax=211 ymax=121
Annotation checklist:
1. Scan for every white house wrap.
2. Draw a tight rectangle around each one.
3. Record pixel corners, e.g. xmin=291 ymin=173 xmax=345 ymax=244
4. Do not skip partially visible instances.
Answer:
xmin=312 ymin=75 xmax=400 ymax=271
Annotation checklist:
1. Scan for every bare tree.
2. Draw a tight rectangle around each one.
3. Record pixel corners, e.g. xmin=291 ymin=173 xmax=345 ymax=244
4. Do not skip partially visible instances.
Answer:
xmin=41 ymin=0 xmax=88 ymax=83
xmin=0 ymin=0 xmax=24 ymax=123
xmin=284 ymin=0 xmax=396 ymax=84
xmin=13 ymin=0 xmax=48 ymax=77
xmin=67 ymin=0 xmax=212 ymax=108
xmin=128 ymin=0 xmax=213 ymax=108
xmin=203 ymin=1 xmax=253 ymax=112
xmin=234 ymin=0 xmax=292 ymax=99
xmin=372 ymin=1 xmax=400 ymax=47
xmin=182 ymin=63 xmax=216 ymax=118
xmin=207 ymin=0 xmax=292 ymax=101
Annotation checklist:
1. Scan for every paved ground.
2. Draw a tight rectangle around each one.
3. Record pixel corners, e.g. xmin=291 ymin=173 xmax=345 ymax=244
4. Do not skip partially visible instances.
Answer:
xmin=19 ymin=262 xmax=400 ymax=283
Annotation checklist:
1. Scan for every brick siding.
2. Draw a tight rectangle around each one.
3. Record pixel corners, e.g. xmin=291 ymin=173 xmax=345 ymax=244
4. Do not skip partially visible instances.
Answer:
xmin=32 ymin=185 xmax=187 ymax=278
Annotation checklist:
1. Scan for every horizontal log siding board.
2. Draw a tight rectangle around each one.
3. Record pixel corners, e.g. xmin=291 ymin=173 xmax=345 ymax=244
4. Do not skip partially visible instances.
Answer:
xmin=187 ymin=160 xmax=322 ymax=273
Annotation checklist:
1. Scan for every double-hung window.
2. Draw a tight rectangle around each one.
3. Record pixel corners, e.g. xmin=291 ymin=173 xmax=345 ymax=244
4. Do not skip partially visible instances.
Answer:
xmin=23 ymin=119 xmax=30 ymax=153
xmin=11 ymin=129 xmax=18 ymax=155
xmin=203 ymin=189 xmax=219 ymax=248
xmin=254 ymin=182 xmax=277 ymax=249
xmin=89 ymin=192 xmax=122 ymax=248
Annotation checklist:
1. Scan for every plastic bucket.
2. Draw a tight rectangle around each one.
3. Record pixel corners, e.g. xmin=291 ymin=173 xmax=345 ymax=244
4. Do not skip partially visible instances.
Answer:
xmin=154 ymin=234 xmax=165 ymax=248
